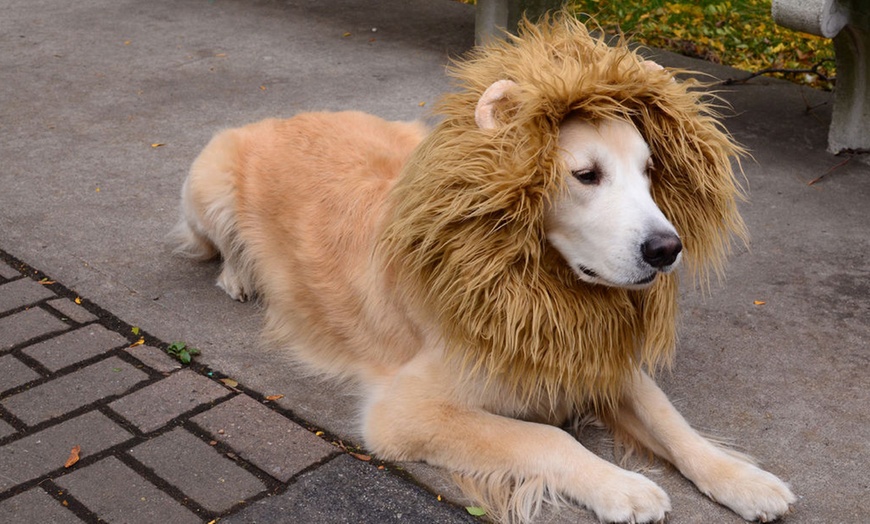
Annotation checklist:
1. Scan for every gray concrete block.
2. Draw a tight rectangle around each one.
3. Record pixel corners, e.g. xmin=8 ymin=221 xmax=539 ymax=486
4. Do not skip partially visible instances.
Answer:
xmin=0 ymin=411 xmax=132 ymax=492
xmin=0 ymin=261 xmax=21 ymax=280
xmin=56 ymin=456 xmax=200 ymax=524
xmin=0 ymin=307 xmax=69 ymax=350
xmin=22 ymin=324 xmax=129 ymax=372
xmin=0 ymin=354 xmax=41 ymax=392
xmin=223 ymin=454 xmax=477 ymax=524
xmin=192 ymin=394 xmax=336 ymax=482
xmin=2 ymin=357 xmax=149 ymax=426
xmin=125 ymin=344 xmax=182 ymax=374
xmin=0 ymin=278 xmax=55 ymax=313
xmin=108 ymin=369 xmax=230 ymax=433
xmin=129 ymin=428 xmax=266 ymax=513
xmin=0 ymin=488 xmax=86 ymax=524
xmin=0 ymin=418 xmax=16 ymax=440
xmin=47 ymin=298 xmax=99 ymax=324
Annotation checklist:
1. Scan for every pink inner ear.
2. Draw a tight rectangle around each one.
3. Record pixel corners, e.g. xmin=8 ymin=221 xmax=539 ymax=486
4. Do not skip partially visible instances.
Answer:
xmin=475 ymin=79 xmax=518 ymax=130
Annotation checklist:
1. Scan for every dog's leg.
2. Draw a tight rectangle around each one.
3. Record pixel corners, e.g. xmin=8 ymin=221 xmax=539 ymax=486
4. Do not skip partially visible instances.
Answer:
xmin=611 ymin=371 xmax=796 ymax=522
xmin=362 ymin=361 xmax=671 ymax=524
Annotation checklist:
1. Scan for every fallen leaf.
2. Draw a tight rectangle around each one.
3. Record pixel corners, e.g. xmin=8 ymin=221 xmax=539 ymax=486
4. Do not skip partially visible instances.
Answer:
xmin=131 ymin=326 xmax=140 ymax=335
xmin=466 ymin=506 xmax=486 ymax=516
xmin=151 ymin=143 xmax=165 ymax=148
xmin=214 ymin=53 xmax=227 ymax=58
xmin=74 ymin=297 xmax=82 ymax=304
xmin=753 ymin=300 xmax=766 ymax=306
xmin=123 ymin=40 xmax=131 ymax=45
xmin=259 ymin=85 xmax=267 ymax=91
xmin=315 ymin=431 xmax=324 ymax=437
xmin=437 ymin=494 xmax=442 ymax=501
xmin=129 ymin=337 xmax=145 ymax=348
xmin=342 ymin=32 xmax=351 ymax=37
xmin=220 ymin=378 xmax=239 ymax=388
xmin=264 ymin=394 xmax=284 ymax=401
xmin=418 ymin=101 xmax=426 ymax=107
xmin=39 ymin=278 xmax=56 ymax=285
xmin=349 ymin=452 xmax=371 ymax=461
xmin=64 ymin=445 xmax=81 ymax=468
xmin=95 ymin=187 xmax=100 ymax=192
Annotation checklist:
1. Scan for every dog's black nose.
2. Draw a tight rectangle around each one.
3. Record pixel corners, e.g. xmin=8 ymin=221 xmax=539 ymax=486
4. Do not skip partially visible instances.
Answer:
xmin=641 ymin=232 xmax=682 ymax=269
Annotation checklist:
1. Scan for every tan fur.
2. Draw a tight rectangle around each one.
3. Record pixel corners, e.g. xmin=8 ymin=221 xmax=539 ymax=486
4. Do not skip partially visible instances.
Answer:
xmin=173 ymin=13 xmax=795 ymax=524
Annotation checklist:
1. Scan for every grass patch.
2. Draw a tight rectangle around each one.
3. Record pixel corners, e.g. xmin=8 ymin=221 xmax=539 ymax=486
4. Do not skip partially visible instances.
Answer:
xmin=571 ymin=0 xmax=835 ymax=89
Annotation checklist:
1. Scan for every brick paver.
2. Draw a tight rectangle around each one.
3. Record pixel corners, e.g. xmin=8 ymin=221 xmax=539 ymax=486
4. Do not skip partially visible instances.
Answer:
xmin=22 ymin=324 xmax=129 ymax=372
xmin=0 ymin=410 xmax=132 ymax=492
xmin=0 ymin=419 xmax=15 ymax=439
xmin=108 ymin=369 xmax=230 ymax=433
xmin=125 ymin=344 xmax=182 ymax=374
xmin=0 ymin=261 xmax=20 ymax=280
xmin=0 ymin=278 xmax=55 ymax=313
xmin=0 ymin=307 xmax=69 ymax=350
xmin=0 ymin=354 xmax=41 ymax=392
xmin=129 ymin=428 xmax=267 ymax=513
xmin=56 ymin=456 xmax=200 ymax=524
xmin=2 ymin=357 xmax=149 ymax=426
xmin=223 ymin=454 xmax=477 ymax=524
xmin=192 ymin=394 xmax=336 ymax=482
xmin=47 ymin=298 xmax=98 ymax=324
xmin=0 ymin=488 xmax=85 ymax=524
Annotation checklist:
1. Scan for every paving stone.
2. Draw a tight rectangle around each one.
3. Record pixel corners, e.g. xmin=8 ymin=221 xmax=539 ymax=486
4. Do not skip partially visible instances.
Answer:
xmin=22 ymin=324 xmax=129 ymax=372
xmin=0 ymin=418 xmax=16 ymax=439
xmin=0 ymin=487 xmax=86 ymax=524
xmin=125 ymin=344 xmax=182 ymax=374
xmin=47 ymin=298 xmax=99 ymax=324
xmin=0 ymin=278 xmax=55 ymax=313
xmin=0 ymin=354 xmax=41 ymax=392
xmin=108 ymin=369 xmax=230 ymax=433
xmin=192 ymin=394 xmax=336 ymax=482
xmin=223 ymin=454 xmax=477 ymax=524
xmin=0 ymin=411 xmax=132 ymax=492
xmin=129 ymin=428 xmax=266 ymax=513
xmin=0 ymin=307 xmax=69 ymax=350
xmin=1 ymin=357 xmax=149 ymax=426
xmin=55 ymin=456 xmax=200 ymax=524
xmin=0 ymin=261 xmax=20 ymax=280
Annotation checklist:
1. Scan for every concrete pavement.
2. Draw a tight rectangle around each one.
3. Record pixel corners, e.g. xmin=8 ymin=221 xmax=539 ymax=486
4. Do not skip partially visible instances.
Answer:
xmin=1 ymin=0 xmax=868 ymax=522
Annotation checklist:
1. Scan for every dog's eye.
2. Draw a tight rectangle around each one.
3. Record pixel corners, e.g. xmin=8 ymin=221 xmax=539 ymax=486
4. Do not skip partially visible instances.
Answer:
xmin=572 ymin=169 xmax=599 ymax=185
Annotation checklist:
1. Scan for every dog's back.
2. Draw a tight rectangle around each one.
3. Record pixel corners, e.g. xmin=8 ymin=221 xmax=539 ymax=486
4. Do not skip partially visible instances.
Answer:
xmin=173 ymin=111 xmax=428 ymax=379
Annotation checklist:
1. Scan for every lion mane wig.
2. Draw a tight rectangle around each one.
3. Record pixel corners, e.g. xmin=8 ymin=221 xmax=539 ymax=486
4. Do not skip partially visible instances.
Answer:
xmin=378 ymin=13 xmax=745 ymax=413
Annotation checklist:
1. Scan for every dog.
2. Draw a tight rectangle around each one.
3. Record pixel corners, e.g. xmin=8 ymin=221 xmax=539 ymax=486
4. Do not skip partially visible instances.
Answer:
xmin=172 ymin=14 xmax=795 ymax=524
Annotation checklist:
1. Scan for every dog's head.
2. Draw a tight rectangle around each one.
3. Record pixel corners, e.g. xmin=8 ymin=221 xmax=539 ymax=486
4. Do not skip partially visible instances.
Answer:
xmin=477 ymin=79 xmax=682 ymax=288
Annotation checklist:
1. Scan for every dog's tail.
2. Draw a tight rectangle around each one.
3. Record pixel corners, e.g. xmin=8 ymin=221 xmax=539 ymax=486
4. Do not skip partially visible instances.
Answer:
xmin=168 ymin=129 xmax=242 ymax=262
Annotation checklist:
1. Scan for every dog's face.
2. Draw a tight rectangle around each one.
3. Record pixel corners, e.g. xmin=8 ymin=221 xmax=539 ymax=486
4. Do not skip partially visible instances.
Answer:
xmin=545 ymin=116 xmax=682 ymax=289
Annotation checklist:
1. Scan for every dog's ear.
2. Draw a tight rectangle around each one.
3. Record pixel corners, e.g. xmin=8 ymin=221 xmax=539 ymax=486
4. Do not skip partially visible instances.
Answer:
xmin=475 ymin=79 xmax=520 ymax=130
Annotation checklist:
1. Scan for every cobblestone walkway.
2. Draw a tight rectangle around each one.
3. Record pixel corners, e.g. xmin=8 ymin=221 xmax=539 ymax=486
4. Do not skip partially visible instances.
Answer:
xmin=0 ymin=251 xmax=474 ymax=523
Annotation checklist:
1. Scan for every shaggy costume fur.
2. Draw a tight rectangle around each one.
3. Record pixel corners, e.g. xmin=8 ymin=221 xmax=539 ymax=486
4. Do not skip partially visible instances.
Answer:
xmin=380 ymin=14 xmax=745 ymax=413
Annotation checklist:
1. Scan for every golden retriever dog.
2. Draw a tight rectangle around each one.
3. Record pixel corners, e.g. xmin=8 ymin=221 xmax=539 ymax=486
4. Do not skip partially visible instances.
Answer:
xmin=172 ymin=14 xmax=795 ymax=524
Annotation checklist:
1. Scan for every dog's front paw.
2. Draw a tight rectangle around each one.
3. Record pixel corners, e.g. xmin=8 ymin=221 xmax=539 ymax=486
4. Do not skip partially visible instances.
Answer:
xmin=584 ymin=469 xmax=671 ymax=523
xmin=696 ymin=455 xmax=796 ymax=522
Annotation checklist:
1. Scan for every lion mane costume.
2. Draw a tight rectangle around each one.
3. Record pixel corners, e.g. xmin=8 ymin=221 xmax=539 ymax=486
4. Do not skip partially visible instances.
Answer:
xmin=379 ymin=13 xmax=745 ymax=413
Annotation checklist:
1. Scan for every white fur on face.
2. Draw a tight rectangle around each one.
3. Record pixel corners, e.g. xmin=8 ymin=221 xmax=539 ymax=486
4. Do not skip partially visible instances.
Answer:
xmin=545 ymin=117 xmax=682 ymax=289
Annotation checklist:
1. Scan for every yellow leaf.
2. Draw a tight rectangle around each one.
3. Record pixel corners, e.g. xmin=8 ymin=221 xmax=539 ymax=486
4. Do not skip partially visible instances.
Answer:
xmin=754 ymin=300 xmax=766 ymax=306
xmin=342 ymin=32 xmax=351 ymax=37
xmin=259 ymin=85 xmax=267 ymax=91
xmin=64 ymin=445 xmax=81 ymax=468
xmin=418 ymin=101 xmax=426 ymax=107
xmin=264 ymin=394 xmax=284 ymax=401
xmin=95 ymin=187 xmax=100 ymax=192
xmin=74 ymin=297 xmax=82 ymax=304
xmin=220 ymin=378 xmax=239 ymax=388
xmin=124 ymin=40 xmax=131 ymax=45
xmin=151 ymin=143 xmax=165 ymax=148
xmin=129 ymin=337 xmax=145 ymax=348
xmin=315 ymin=431 xmax=324 ymax=436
